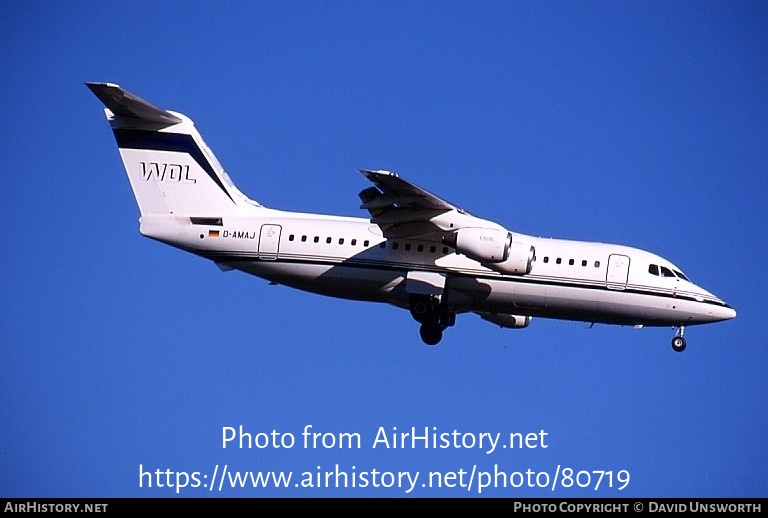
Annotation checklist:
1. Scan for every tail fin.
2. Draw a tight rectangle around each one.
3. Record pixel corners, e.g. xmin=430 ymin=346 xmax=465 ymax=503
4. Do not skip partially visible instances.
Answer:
xmin=86 ymin=82 xmax=260 ymax=217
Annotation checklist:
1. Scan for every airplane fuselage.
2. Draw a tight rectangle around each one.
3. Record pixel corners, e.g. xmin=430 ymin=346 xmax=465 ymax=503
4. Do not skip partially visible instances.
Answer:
xmin=87 ymin=82 xmax=735 ymax=351
xmin=139 ymin=210 xmax=734 ymax=330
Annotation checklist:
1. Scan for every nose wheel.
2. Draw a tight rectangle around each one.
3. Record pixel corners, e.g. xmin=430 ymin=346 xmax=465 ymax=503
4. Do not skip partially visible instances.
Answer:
xmin=671 ymin=326 xmax=686 ymax=352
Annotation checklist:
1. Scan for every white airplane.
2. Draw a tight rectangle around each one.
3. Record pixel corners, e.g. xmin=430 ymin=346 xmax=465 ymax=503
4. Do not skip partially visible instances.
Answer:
xmin=87 ymin=82 xmax=736 ymax=352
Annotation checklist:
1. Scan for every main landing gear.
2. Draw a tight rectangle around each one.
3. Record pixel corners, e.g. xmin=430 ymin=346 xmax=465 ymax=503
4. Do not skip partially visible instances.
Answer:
xmin=409 ymin=295 xmax=456 ymax=346
xmin=671 ymin=326 xmax=686 ymax=352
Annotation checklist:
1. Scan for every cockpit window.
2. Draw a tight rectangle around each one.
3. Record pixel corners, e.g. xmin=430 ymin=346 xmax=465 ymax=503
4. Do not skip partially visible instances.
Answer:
xmin=649 ymin=263 xmax=690 ymax=281
xmin=660 ymin=266 xmax=675 ymax=277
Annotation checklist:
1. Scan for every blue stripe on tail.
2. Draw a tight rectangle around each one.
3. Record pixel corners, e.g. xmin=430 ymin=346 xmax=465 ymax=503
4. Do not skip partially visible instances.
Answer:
xmin=113 ymin=129 xmax=235 ymax=203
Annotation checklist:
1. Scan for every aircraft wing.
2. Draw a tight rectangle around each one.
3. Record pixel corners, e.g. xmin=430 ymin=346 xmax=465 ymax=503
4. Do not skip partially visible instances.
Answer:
xmin=359 ymin=169 xmax=459 ymax=213
xmin=358 ymin=169 xmax=505 ymax=240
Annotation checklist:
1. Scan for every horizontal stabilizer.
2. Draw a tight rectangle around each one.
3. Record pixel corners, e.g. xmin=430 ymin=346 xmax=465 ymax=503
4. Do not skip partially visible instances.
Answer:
xmin=85 ymin=82 xmax=182 ymax=125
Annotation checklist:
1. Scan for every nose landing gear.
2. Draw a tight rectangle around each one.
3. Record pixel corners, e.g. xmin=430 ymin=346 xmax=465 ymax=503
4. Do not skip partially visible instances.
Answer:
xmin=671 ymin=326 xmax=686 ymax=352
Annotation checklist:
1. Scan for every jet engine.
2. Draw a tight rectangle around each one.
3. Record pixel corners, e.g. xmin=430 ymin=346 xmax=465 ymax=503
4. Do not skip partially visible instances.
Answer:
xmin=492 ymin=240 xmax=535 ymax=275
xmin=450 ymin=227 xmax=511 ymax=263
xmin=477 ymin=312 xmax=533 ymax=329
xmin=448 ymin=228 xmax=535 ymax=275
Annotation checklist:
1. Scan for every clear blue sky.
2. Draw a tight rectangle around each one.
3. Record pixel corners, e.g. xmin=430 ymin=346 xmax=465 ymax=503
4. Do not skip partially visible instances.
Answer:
xmin=1 ymin=0 xmax=766 ymax=498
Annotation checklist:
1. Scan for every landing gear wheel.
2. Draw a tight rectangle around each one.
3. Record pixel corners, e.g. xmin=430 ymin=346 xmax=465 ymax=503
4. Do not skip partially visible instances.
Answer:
xmin=419 ymin=324 xmax=443 ymax=346
xmin=409 ymin=294 xmax=454 ymax=346
xmin=410 ymin=300 xmax=432 ymax=324
xmin=671 ymin=336 xmax=687 ymax=352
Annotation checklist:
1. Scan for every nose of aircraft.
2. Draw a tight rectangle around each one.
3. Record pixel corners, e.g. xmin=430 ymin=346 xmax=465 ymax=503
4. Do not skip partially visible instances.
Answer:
xmin=712 ymin=304 xmax=737 ymax=322
xmin=695 ymin=285 xmax=736 ymax=323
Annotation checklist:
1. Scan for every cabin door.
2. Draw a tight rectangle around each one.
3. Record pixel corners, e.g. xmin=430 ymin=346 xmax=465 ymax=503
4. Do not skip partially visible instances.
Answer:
xmin=606 ymin=254 xmax=630 ymax=290
xmin=258 ymin=224 xmax=281 ymax=260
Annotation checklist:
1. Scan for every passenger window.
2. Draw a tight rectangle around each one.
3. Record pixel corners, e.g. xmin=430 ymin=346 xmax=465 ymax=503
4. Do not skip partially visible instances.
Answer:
xmin=301 ymin=235 xmax=307 ymax=242
xmin=379 ymin=242 xmax=386 ymax=249
xmin=443 ymin=247 xmax=449 ymax=254
xmin=289 ymin=234 xmax=295 ymax=241
xmin=543 ymin=257 xmax=549 ymax=263
xmin=556 ymin=258 xmax=562 ymax=264
xmin=326 ymin=237 xmax=332 ymax=244
xmin=392 ymin=242 xmax=399 ymax=250
xmin=314 ymin=236 xmax=319 ymax=243
xmin=581 ymin=260 xmax=587 ymax=267
xmin=351 ymin=239 xmax=357 ymax=246
xmin=594 ymin=261 xmax=600 ymax=268
xmin=430 ymin=246 xmax=436 ymax=253
xmin=364 ymin=240 xmax=370 ymax=247
xmin=568 ymin=259 xmax=574 ymax=266
xmin=404 ymin=243 xmax=411 ymax=251
xmin=418 ymin=244 xmax=424 ymax=252
xmin=339 ymin=238 xmax=344 ymax=245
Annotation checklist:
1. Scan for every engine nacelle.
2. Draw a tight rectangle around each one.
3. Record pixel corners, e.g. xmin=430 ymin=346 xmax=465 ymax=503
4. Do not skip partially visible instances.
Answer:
xmin=488 ymin=241 xmax=535 ymax=275
xmin=447 ymin=227 xmax=535 ymax=275
xmin=451 ymin=227 xmax=512 ymax=263
xmin=478 ymin=312 xmax=532 ymax=329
